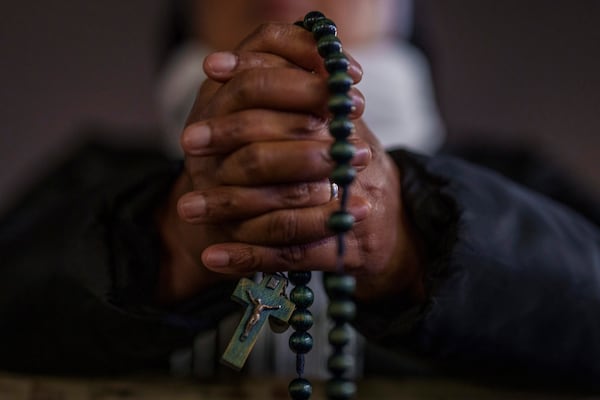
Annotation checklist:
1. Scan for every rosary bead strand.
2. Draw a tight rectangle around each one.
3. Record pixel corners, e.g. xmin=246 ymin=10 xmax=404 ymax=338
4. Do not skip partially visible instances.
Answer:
xmin=302 ymin=11 xmax=358 ymax=400
xmin=287 ymin=14 xmax=333 ymax=399
xmin=324 ymin=274 xmax=357 ymax=400
xmin=222 ymin=14 xmax=357 ymax=396
xmin=288 ymin=271 xmax=315 ymax=400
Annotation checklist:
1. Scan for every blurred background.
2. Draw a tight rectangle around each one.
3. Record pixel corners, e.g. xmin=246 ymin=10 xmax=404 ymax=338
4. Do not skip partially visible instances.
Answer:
xmin=1 ymin=0 xmax=598 ymax=213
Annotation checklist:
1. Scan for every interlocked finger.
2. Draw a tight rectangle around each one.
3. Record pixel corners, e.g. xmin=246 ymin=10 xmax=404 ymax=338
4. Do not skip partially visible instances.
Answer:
xmin=216 ymin=139 xmax=372 ymax=186
xmin=235 ymin=23 xmax=363 ymax=82
xmin=197 ymin=67 xmax=364 ymax=118
xmin=229 ymin=197 xmax=368 ymax=245
xmin=181 ymin=110 xmax=329 ymax=157
xmin=200 ymin=235 xmax=363 ymax=275
xmin=203 ymin=50 xmax=301 ymax=82
xmin=177 ymin=180 xmax=333 ymax=224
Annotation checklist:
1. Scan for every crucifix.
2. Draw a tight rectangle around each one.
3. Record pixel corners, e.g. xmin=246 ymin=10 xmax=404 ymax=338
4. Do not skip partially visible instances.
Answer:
xmin=221 ymin=274 xmax=295 ymax=370
xmin=221 ymin=12 xmax=357 ymax=399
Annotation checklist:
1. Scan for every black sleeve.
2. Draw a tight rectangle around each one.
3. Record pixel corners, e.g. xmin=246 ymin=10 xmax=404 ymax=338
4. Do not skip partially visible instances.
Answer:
xmin=356 ymin=149 xmax=600 ymax=386
xmin=0 ymin=143 xmax=235 ymax=375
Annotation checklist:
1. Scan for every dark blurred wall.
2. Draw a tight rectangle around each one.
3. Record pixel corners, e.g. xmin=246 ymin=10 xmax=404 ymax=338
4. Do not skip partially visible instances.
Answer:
xmin=416 ymin=0 xmax=600 ymax=200
xmin=1 ymin=1 xmax=598 ymax=213
xmin=0 ymin=0 xmax=165 ymax=211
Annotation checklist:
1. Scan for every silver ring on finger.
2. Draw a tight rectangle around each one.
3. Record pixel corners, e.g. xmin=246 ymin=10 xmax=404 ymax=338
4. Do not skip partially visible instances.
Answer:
xmin=330 ymin=181 xmax=339 ymax=201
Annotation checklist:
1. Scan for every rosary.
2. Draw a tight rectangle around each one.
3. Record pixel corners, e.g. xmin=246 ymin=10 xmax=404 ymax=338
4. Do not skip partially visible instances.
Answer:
xmin=221 ymin=12 xmax=357 ymax=400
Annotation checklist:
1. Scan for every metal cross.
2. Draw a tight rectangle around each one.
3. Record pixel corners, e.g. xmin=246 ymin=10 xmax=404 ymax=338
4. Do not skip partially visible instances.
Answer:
xmin=221 ymin=274 xmax=295 ymax=370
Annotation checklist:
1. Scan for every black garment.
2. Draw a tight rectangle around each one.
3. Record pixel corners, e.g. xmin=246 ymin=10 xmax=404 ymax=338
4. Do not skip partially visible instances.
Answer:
xmin=0 ymin=142 xmax=598 ymax=386
xmin=360 ymin=150 xmax=600 ymax=388
xmin=0 ymin=143 xmax=236 ymax=374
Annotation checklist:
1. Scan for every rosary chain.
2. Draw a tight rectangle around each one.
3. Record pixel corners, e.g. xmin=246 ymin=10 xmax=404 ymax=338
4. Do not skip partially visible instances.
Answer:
xmin=288 ymin=271 xmax=315 ymax=399
xmin=288 ymin=11 xmax=358 ymax=400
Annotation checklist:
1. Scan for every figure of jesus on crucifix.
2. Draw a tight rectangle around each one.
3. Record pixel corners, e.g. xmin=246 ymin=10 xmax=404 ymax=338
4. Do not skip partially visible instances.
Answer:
xmin=241 ymin=289 xmax=282 ymax=341
xmin=222 ymin=275 xmax=295 ymax=370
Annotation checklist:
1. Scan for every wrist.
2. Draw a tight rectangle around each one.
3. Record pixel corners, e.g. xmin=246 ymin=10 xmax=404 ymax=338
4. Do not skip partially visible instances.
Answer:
xmin=354 ymin=209 xmax=426 ymax=306
xmin=354 ymin=161 xmax=426 ymax=306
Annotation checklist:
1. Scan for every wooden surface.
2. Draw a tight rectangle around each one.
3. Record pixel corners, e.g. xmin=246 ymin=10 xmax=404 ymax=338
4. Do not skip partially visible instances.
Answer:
xmin=1 ymin=372 xmax=598 ymax=400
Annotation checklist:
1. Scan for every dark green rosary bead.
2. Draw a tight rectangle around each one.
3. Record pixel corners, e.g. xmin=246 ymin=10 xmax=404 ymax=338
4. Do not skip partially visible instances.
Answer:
xmin=328 ymin=71 xmax=353 ymax=94
xmin=330 ymin=164 xmax=356 ymax=186
xmin=289 ymin=378 xmax=313 ymax=400
xmin=290 ymin=285 xmax=314 ymax=308
xmin=288 ymin=271 xmax=312 ymax=286
xmin=328 ymin=299 xmax=356 ymax=322
xmin=289 ymin=331 xmax=314 ymax=354
xmin=329 ymin=117 xmax=355 ymax=139
xmin=299 ymin=12 xmax=358 ymax=399
xmin=317 ymin=34 xmax=343 ymax=58
xmin=303 ymin=11 xmax=326 ymax=30
xmin=328 ymin=94 xmax=353 ymax=116
xmin=329 ymin=140 xmax=355 ymax=163
xmin=326 ymin=379 xmax=357 ymax=400
xmin=325 ymin=274 xmax=356 ymax=296
xmin=328 ymin=352 xmax=355 ymax=375
xmin=328 ymin=324 xmax=352 ymax=347
xmin=327 ymin=211 xmax=355 ymax=233
xmin=325 ymin=53 xmax=350 ymax=74
xmin=290 ymin=308 xmax=314 ymax=331
xmin=312 ymin=18 xmax=337 ymax=39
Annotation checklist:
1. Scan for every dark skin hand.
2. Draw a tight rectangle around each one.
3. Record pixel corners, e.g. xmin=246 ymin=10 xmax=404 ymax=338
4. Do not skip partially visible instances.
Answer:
xmin=157 ymin=23 xmax=425 ymax=306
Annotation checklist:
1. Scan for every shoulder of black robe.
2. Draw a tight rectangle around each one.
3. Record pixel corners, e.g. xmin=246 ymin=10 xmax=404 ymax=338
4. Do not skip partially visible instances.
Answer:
xmin=0 ymin=140 xmax=236 ymax=375
xmin=357 ymin=149 xmax=600 ymax=391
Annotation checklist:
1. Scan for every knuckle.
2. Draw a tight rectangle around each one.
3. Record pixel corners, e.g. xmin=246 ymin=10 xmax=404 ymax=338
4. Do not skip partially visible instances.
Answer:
xmin=229 ymin=112 xmax=249 ymax=141
xmin=358 ymin=172 xmax=386 ymax=199
xmin=291 ymin=114 xmax=328 ymax=136
xmin=306 ymin=114 xmax=328 ymax=133
xmin=255 ymin=22 xmax=279 ymax=40
xmin=230 ymin=246 xmax=262 ymax=273
xmin=236 ymin=143 xmax=269 ymax=180
xmin=270 ymin=211 xmax=299 ymax=244
xmin=223 ymin=109 xmax=266 ymax=143
xmin=281 ymin=182 xmax=329 ymax=207
xmin=214 ymin=116 xmax=244 ymax=147
xmin=281 ymin=183 xmax=311 ymax=206
xmin=350 ymin=226 xmax=383 ymax=273
xmin=233 ymin=75 xmax=252 ymax=104
xmin=277 ymin=245 xmax=307 ymax=265
xmin=233 ymin=69 xmax=266 ymax=105
xmin=207 ymin=192 xmax=237 ymax=219
xmin=360 ymin=232 xmax=379 ymax=256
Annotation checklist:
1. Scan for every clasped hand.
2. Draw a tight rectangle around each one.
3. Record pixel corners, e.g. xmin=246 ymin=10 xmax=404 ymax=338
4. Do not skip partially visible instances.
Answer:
xmin=158 ymin=23 xmax=424 ymax=306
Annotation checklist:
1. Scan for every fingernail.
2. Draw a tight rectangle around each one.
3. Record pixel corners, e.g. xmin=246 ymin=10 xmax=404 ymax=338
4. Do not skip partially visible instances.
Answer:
xmin=350 ymin=92 xmax=364 ymax=111
xmin=183 ymin=124 xmax=211 ymax=150
xmin=345 ymin=53 xmax=363 ymax=83
xmin=352 ymin=146 xmax=371 ymax=168
xmin=204 ymin=250 xmax=230 ymax=268
xmin=350 ymin=201 xmax=370 ymax=221
xmin=205 ymin=51 xmax=238 ymax=74
xmin=179 ymin=196 xmax=206 ymax=219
